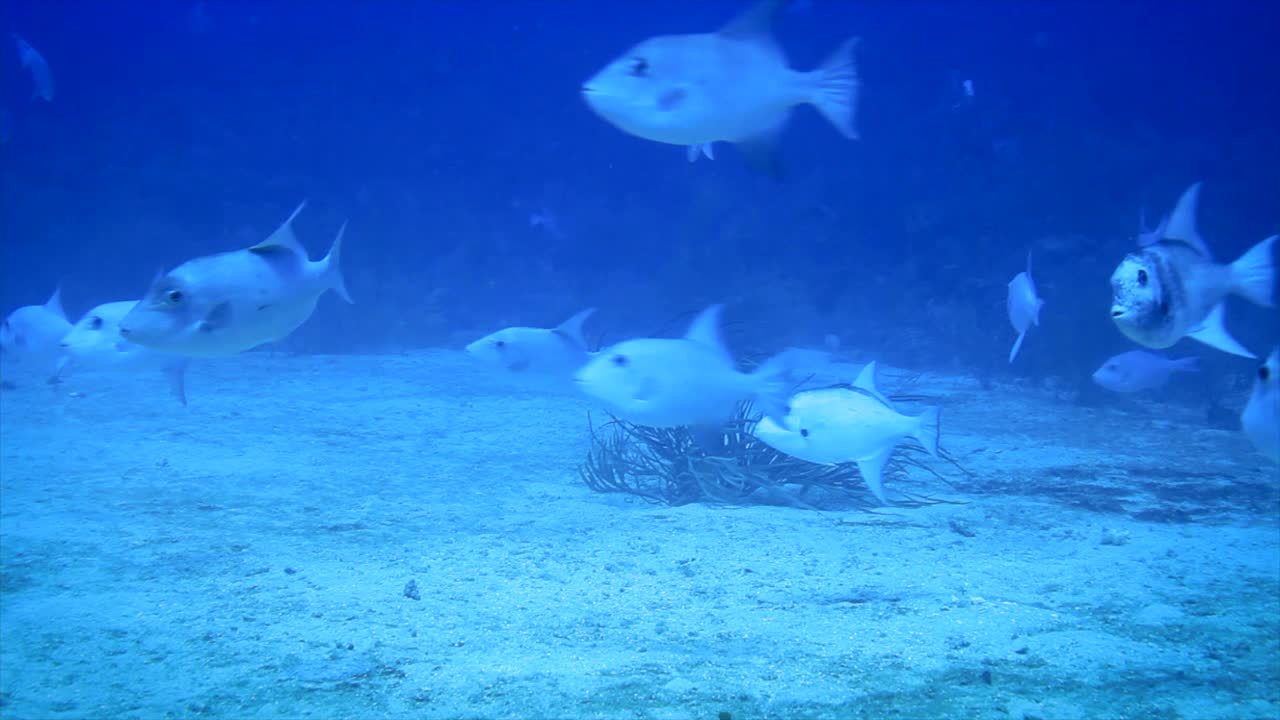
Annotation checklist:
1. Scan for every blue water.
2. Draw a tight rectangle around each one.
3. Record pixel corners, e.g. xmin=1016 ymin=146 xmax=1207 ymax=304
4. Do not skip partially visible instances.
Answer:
xmin=1 ymin=1 xmax=1278 ymax=718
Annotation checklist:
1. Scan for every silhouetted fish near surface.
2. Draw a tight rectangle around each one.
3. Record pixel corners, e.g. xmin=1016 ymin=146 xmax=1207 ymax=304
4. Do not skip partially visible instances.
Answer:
xmin=119 ymin=203 xmax=352 ymax=357
xmin=1242 ymin=348 xmax=1279 ymax=463
xmin=1006 ymin=251 xmax=1043 ymax=363
xmin=1109 ymin=182 xmax=1276 ymax=359
xmin=1091 ymin=350 xmax=1198 ymax=393
xmin=11 ymin=33 xmax=53 ymax=102
xmin=58 ymin=300 xmax=190 ymax=405
xmin=581 ymin=0 xmax=860 ymax=175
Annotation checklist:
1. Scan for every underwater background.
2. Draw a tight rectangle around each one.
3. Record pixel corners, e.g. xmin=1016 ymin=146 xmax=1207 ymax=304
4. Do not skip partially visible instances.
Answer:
xmin=1 ymin=1 xmax=1278 ymax=719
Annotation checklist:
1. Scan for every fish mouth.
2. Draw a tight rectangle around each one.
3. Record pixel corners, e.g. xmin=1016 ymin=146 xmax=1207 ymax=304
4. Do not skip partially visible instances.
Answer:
xmin=1109 ymin=306 xmax=1127 ymax=319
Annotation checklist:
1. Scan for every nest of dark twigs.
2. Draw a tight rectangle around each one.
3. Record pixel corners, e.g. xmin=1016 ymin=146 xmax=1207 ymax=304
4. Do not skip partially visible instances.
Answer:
xmin=578 ymin=399 xmax=964 ymax=511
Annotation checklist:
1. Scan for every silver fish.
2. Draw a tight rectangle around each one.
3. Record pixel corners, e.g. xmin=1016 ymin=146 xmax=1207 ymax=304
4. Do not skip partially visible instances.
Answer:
xmin=1241 ymin=348 xmax=1279 ymax=463
xmin=1109 ymin=182 xmax=1276 ymax=359
xmin=751 ymin=362 xmax=940 ymax=504
xmin=119 ymin=203 xmax=352 ymax=357
xmin=58 ymin=300 xmax=190 ymax=405
xmin=581 ymin=0 xmax=859 ymax=174
xmin=573 ymin=304 xmax=794 ymax=429
xmin=1006 ymin=251 xmax=1043 ymax=363
xmin=466 ymin=308 xmax=596 ymax=380
xmin=1 ymin=286 xmax=70 ymax=365
xmin=1091 ymin=350 xmax=1197 ymax=393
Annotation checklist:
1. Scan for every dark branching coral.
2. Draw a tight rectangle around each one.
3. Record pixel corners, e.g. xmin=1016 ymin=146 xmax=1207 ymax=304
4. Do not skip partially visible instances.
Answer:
xmin=579 ymin=400 xmax=964 ymax=511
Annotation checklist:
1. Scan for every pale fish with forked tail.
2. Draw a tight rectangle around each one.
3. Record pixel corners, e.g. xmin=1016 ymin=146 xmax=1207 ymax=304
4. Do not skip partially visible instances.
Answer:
xmin=1 ymin=286 xmax=71 ymax=369
xmin=1006 ymin=251 xmax=1043 ymax=363
xmin=466 ymin=308 xmax=597 ymax=381
xmin=581 ymin=0 xmax=859 ymax=175
xmin=1091 ymin=350 xmax=1198 ymax=393
xmin=119 ymin=203 xmax=352 ymax=357
xmin=1242 ymin=348 xmax=1279 ymax=463
xmin=751 ymin=362 xmax=941 ymax=505
xmin=1109 ymin=182 xmax=1276 ymax=359
xmin=58 ymin=300 xmax=190 ymax=406
xmin=573 ymin=304 xmax=796 ymax=431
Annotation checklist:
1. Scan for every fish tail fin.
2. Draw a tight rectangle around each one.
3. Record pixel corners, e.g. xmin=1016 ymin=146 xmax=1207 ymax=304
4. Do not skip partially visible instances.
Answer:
xmin=1229 ymin=234 xmax=1277 ymax=308
xmin=324 ymin=221 xmax=354 ymax=304
xmin=913 ymin=406 xmax=941 ymax=458
xmin=749 ymin=353 xmax=798 ymax=423
xmin=1171 ymin=356 xmax=1200 ymax=373
xmin=1008 ymin=330 xmax=1027 ymax=363
xmin=807 ymin=37 xmax=860 ymax=140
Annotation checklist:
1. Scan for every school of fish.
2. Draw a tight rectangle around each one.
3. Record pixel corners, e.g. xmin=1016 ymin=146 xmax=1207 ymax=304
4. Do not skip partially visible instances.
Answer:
xmin=2 ymin=0 xmax=1277 ymax=508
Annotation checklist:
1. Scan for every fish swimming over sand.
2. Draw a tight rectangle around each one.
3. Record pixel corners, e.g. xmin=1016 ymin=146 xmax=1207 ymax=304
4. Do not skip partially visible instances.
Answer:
xmin=1 ymin=286 xmax=71 ymax=367
xmin=1091 ymin=350 xmax=1198 ymax=393
xmin=573 ymin=304 xmax=794 ymax=430
xmin=1109 ymin=182 xmax=1276 ymax=359
xmin=1241 ymin=348 xmax=1279 ymax=463
xmin=1006 ymin=251 xmax=1043 ymax=363
xmin=12 ymin=33 xmax=54 ymax=102
xmin=119 ymin=203 xmax=351 ymax=357
xmin=466 ymin=308 xmax=596 ymax=380
xmin=581 ymin=0 xmax=859 ymax=174
xmin=751 ymin=362 xmax=940 ymax=504
xmin=58 ymin=300 xmax=190 ymax=405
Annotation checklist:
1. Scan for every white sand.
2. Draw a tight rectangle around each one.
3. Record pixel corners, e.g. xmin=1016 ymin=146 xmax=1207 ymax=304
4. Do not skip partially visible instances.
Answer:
xmin=1 ymin=351 xmax=1277 ymax=719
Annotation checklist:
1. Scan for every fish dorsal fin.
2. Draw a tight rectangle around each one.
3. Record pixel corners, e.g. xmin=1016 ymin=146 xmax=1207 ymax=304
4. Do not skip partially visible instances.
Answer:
xmin=44 ymin=285 xmax=67 ymax=322
xmin=684 ymin=304 xmax=733 ymax=363
xmin=852 ymin=361 xmax=895 ymax=408
xmin=720 ymin=0 xmax=785 ymax=47
xmin=250 ymin=201 xmax=308 ymax=256
xmin=1161 ymin=182 xmax=1212 ymax=257
xmin=554 ymin=307 xmax=596 ymax=350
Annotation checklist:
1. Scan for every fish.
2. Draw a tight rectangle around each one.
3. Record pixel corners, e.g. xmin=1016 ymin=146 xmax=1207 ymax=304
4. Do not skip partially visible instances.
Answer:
xmin=1135 ymin=206 xmax=1169 ymax=248
xmin=573 ymin=304 xmax=795 ymax=430
xmin=465 ymin=308 xmax=596 ymax=380
xmin=1090 ymin=350 xmax=1198 ymax=393
xmin=750 ymin=362 xmax=941 ymax=504
xmin=1241 ymin=348 xmax=1278 ymax=463
xmin=57 ymin=301 xmax=190 ymax=405
xmin=1006 ymin=251 xmax=1043 ymax=363
xmin=119 ymin=203 xmax=352 ymax=358
xmin=12 ymin=33 xmax=54 ymax=102
xmin=1109 ymin=182 xmax=1276 ymax=359
xmin=1 ymin=286 xmax=71 ymax=366
xmin=581 ymin=0 xmax=859 ymax=175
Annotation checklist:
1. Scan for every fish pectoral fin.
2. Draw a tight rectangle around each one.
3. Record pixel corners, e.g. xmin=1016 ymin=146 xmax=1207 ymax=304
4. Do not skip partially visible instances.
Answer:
xmin=855 ymin=445 xmax=895 ymax=505
xmin=198 ymin=302 xmax=233 ymax=333
xmin=1187 ymin=304 xmax=1255 ymax=359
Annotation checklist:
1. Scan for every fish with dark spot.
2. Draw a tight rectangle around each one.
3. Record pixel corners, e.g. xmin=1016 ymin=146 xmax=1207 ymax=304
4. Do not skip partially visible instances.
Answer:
xmin=1109 ymin=182 xmax=1275 ymax=358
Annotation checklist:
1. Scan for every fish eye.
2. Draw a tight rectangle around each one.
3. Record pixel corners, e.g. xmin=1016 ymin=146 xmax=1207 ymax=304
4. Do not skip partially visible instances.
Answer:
xmin=89 ymin=316 xmax=103 ymax=330
xmin=800 ymin=428 xmax=810 ymax=438
xmin=611 ymin=354 xmax=628 ymax=367
xmin=1136 ymin=269 xmax=1148 ymax=287
xmin=494 ymin=340 xmax=506 ymax=349
xmin=1261 ymin=365 xmax=1271 ymax=382
xmin=628 ymin=57 xmax=649 ymax=77
xmin=166 ymin=289 xmax=184 ymax=304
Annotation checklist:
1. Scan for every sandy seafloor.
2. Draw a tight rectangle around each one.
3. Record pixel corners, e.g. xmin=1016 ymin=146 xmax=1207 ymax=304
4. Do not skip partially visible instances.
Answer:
xmin=0 ymin=349 xmax=1277 ymax=720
